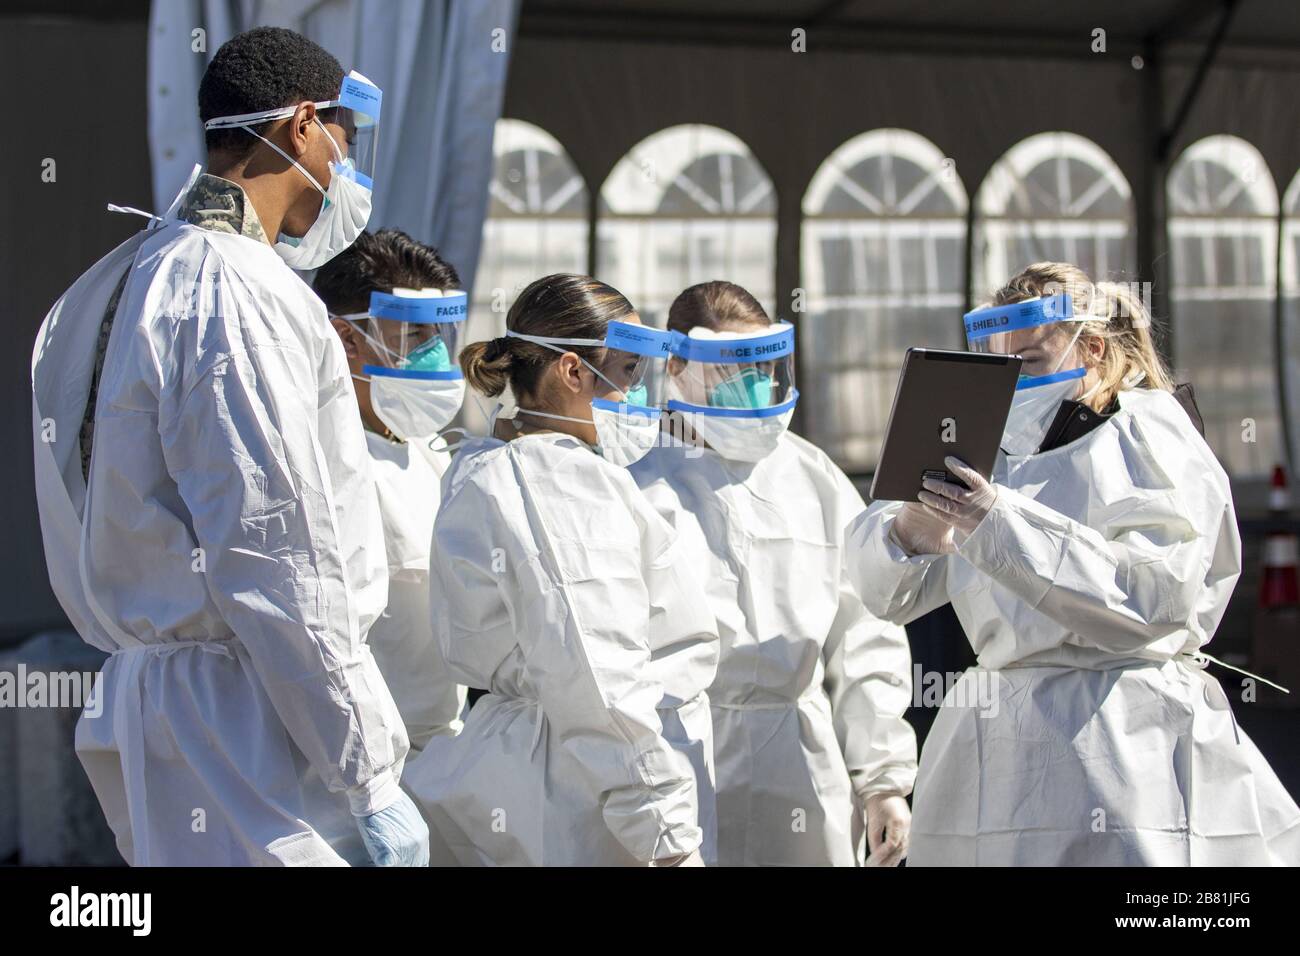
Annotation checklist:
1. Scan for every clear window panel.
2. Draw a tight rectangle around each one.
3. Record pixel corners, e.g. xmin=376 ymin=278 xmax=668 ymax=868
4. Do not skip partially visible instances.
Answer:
xmin=598 ymin=125 xmax=777 ymax=326
xmin=1285 ymin=174 xmax=1300 ymax=471
xmin=973 ymin=133 xmax=1135 ymax=298
xmin=801 ymin=130 xmax=969 ymax=472
xmin=1168 ymin=136 xmax=1281 ymax=480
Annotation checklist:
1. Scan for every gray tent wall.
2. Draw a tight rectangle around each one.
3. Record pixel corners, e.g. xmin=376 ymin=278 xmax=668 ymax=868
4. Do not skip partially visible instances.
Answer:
xmin=2 ymin=14 xmax=153 ymax=643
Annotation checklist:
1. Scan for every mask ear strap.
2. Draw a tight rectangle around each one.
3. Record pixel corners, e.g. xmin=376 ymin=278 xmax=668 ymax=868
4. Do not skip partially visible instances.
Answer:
xmin=472 ymin=394 xmax=501 ymax=430
xmin=244 ymin=125 xmax=328 ymax=195
xmin=434 ymin=427 xmax=475 ymax=454
xmin=312 ymin=116 xmax=346 ymax=166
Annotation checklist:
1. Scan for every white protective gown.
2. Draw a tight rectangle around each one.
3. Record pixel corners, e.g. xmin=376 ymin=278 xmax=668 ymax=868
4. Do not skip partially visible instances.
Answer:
xmin=31 ymin=221 xmax=407 ymax=866
xmin=847 ymin=387 xmax=1300 ymax=865
xmin=365 ymin=432 xmax=466 ymax=750
xmin=631 ymin=432 xmax=916 ymax=866
xmin=403 ymin=432 xmax=720 ymax=865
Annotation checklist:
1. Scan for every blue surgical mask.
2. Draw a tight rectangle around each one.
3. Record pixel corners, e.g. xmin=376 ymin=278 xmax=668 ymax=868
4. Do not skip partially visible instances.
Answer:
xmin=403 ymin=336 xmax=452 ymax=372
xmin=710 ymin=369 xmax=772 ymax=409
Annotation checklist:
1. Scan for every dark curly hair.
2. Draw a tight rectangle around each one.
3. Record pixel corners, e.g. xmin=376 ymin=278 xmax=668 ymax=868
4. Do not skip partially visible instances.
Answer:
xmin=199 ymin=27 xmax=344 ymax=159
xmin=312 ymin=229 xmax=462 ymax=315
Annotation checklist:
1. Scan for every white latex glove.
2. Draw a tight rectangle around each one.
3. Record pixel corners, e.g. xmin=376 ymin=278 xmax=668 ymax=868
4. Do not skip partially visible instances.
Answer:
xmin=917 ymin=456 xmax=998 ymax=545
xmin=864 ymin=792 xmax=911 ymax=867
xmin=653 ymin=848 xmax=706 ymax=867
xmin=889 ymin=502 xmax=956 ymax=556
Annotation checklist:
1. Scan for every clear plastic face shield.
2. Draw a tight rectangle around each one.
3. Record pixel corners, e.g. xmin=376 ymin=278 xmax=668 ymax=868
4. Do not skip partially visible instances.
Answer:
xmin=330 ymin=72 xmax=381 ymax=187
xmin=664 ymin=322 xmax=798 ymax=416
xmin=965 ymin=293 xmax=1096 ymax=457
xmin=334 ymin=288 xmax=468 ymax=443
xmin=504 ymin=320 xmax=673 ymax=411
xmin=595 ymin=321 xmax=674 ymax=410
xmin=203 ymin=69 xmax=382 ymax=190
xmin=662 ymin=322 xmax=798 ymax=462
xmin=340 ymin=288 xmax=468 ymax=381
xmin=964 ymin=294 xmax=1088 ymax=391
xmin=502 ymin=321 xmax=673 ymax=467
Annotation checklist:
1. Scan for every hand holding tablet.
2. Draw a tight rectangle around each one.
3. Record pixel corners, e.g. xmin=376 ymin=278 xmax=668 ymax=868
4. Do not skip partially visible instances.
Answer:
xmin=869 ymin=348 xmax=1022 ymax=502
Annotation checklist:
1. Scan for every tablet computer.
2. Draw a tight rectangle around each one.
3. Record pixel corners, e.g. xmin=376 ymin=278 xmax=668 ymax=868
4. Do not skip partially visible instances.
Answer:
xmin=869 ymin=348 xmax=1022 ymax=502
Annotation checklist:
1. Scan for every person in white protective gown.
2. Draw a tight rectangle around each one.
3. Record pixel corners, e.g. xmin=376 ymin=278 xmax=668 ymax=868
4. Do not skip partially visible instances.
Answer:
xmin=30 ymin=28 xmax=427 ymax=866
xmin=630 ymin=281 xmax=917 ymax=866
xmin=313 ymin=229 xmax=470 ymax=750
xmin=402 ymin=273 xmax=721 ymax=866
xmin=846 ymin=261 xmax=1300 ymax=866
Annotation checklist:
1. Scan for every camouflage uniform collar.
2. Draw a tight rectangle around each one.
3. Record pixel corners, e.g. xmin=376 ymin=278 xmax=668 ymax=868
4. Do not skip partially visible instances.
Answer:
xmin=177 ymin=174 xmax=271 ymax=245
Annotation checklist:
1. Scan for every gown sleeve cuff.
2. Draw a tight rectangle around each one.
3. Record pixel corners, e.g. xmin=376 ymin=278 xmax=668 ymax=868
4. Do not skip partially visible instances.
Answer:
xmin=346 ymin=769 xmax=402 ymax=817
xmin=846 ymin=504 xmax=940 ymax=617
xmin=854 ymin=766 xmax=917 ymax=802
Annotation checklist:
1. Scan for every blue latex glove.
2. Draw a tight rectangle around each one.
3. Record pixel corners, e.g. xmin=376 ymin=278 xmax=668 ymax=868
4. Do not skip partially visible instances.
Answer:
xmin=356 ymin=792 xmax=430 ymax=867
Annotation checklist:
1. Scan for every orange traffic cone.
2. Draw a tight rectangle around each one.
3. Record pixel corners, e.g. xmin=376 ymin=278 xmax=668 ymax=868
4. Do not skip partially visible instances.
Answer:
xmin=1252 ymin=464 xmax=1299 ymax=707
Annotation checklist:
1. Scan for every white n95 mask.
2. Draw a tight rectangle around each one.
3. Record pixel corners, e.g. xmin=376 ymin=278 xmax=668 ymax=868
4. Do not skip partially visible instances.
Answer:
xmin=1000 ymin=371 xmax=1085 ymax=457
xmin=692 ymin=409 xmax=794 ymax=463
xmin=591 ymin=400 xmax=662 ymax=467
xmin=512 ymin=402 xmax=663 ymax=468
xmin=272 ymin=145 xmax=372 ymax=270
xmin=370 ymin=375 xmax=466 ymax=442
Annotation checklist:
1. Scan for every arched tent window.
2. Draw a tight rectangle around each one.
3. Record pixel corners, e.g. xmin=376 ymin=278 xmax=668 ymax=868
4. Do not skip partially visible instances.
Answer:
xmin=597 ymin=124 xmax=776 ymax=326
xmin=801 ymin=129 xmax=968 ymax=470
xmin=1281 ymin=169 xmax=1300 ymax=471
xmin=973 ymin=132 xmax=1134 ymax=300
xmin=1168 ymin=135 xmax=1281 ymax=479
xmin=474 ymin=119 xmax=589 ymax=335
xmin=466 ymin=119 xmax=588 ymax=428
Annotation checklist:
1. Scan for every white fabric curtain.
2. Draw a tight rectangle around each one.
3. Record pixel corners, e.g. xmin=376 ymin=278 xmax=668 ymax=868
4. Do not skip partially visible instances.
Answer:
xmin=148 ymin=0 xmax=518 ymax=293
